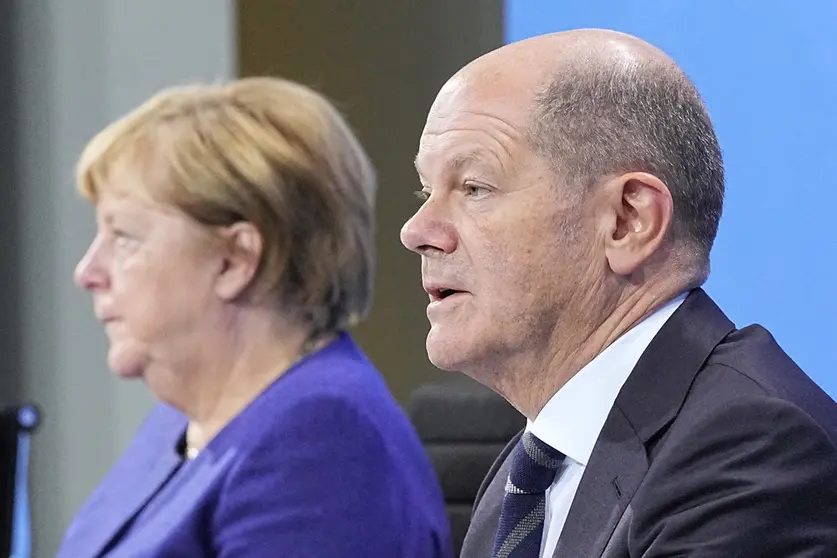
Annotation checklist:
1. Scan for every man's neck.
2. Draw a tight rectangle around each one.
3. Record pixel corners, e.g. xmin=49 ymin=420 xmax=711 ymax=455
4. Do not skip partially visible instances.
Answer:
xmin=502 ymin=286 xmax=686 ymax=420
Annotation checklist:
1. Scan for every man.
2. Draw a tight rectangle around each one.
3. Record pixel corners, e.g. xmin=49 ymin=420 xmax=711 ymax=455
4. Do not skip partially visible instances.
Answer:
xmin=400 ymin=28 xmax=837 ymax=557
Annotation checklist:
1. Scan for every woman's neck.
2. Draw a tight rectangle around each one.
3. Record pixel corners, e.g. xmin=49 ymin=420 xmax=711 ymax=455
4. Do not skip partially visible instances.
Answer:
xmin=180 ymin=315 xmax=328 ymax=455
xmin=184 ymin=351 xmax=300 ymax=455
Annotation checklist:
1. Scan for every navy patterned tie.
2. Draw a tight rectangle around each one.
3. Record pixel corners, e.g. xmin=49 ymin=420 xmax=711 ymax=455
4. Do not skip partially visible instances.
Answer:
xmin=492 ymin=432 xmax=565 ymax=558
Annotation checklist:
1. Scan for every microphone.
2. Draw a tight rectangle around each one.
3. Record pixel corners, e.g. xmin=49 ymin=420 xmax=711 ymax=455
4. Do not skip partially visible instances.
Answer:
xmin=1 ymin=404 xmax=41 ymax=558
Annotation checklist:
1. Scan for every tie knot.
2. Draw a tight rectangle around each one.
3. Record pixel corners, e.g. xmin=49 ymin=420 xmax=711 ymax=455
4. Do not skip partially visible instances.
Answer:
xmin=505 ymin=432 xmax=565 ymax=495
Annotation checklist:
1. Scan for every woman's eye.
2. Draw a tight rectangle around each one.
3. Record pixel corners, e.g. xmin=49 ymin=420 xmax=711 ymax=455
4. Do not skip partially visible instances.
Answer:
xmin=111 ymin=229 xmax=137 ymax=249
xmin=414 ymin=190 xmax=430 ymax=202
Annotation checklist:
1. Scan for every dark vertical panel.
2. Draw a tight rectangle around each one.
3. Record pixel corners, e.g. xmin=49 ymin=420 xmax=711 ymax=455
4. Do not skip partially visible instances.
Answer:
xmin=0 ymin=2 xmax=21 ymax=406
xmin=236 ymin=0 xmax=504 ymax=403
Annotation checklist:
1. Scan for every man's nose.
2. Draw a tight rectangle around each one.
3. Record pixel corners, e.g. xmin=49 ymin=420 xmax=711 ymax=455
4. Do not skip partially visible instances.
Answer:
xmin=400 ymin=200 xmax=458 ymax=256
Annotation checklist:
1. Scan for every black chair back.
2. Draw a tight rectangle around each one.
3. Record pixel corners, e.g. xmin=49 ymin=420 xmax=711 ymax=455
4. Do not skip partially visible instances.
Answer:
xmin=409 ymin=380 xmax=524 ymax=555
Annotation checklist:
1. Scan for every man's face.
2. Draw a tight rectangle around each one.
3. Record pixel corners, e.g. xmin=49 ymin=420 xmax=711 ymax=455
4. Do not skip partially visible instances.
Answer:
xmin=401 ymin=74 xmax=598 ymax=381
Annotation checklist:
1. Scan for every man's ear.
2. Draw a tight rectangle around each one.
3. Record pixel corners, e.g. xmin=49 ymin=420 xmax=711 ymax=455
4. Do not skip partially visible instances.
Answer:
xmin=601 ymin=172 xmax=673 ymax=276
xmin=213 ymin=221 xmax=264 ymax=301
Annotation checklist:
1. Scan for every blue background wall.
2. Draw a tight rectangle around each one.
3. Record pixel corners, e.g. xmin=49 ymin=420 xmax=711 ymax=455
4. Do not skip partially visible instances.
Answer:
xmin=506 ymin=1 xmax=836 ymax=396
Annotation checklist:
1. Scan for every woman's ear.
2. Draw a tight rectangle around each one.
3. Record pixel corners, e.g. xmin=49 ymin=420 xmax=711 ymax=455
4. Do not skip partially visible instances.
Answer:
xmin=602 ymin=172 xmax=674 ymax=276
xmin=213 ymin=222 xmax=264 ymax=301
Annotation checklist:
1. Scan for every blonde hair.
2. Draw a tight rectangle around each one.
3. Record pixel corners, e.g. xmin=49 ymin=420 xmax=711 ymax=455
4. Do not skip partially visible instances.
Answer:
xmin=77 ymin=76 xmax=377 ymax=334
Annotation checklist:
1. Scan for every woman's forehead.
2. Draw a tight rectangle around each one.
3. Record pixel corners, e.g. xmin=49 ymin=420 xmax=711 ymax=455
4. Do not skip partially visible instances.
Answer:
xmin=94 ymin=191 xmax=184 ymax=230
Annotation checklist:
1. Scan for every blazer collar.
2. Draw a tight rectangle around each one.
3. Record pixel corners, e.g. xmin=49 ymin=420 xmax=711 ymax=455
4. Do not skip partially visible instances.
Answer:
xmin=56 ymin=333 xmax=361 ymax=558
xmin=56 ymin=405 xmax=186 ymax=558
xmin=554 ymin=288 xmax=736 ymax=557
xmin=616 ymin=288 xmax=736 ymax=444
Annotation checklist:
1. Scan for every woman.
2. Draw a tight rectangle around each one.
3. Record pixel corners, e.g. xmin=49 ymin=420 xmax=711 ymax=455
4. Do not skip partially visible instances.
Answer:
xmin=57 ymin=77 xmax=452 ymax=557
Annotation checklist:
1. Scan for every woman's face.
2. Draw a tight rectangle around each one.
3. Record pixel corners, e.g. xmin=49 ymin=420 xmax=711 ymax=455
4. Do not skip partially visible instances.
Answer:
xmin=74 ymin=172 xmax=223 ymax=381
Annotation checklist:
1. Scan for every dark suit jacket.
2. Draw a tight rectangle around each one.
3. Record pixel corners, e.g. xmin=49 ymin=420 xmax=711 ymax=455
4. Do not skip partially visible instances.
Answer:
xmin=462 ymin=289 xmax=837 ymax=557
xmin=56 ymin=333 xmax=453 ymax=558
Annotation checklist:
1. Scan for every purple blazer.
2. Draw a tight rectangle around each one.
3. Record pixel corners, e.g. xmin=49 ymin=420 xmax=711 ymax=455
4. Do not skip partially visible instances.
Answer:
xmin=57 ymin=333 xmax=453 ymax=557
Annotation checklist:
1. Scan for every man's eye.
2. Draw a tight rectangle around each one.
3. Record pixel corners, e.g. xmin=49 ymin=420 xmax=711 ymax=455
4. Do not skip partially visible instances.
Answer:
xmin=414 ymin=190 xmax=430 ymax=202
xmin=464 ymin=184 xmax=490 ymax=197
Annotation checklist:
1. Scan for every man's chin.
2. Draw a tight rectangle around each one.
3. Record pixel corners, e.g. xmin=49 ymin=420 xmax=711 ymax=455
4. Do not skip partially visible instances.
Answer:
xmin=426 ymin=330 xmax=468 ymax=373
xmin=427 ymin=355 xmax=459 ymax=373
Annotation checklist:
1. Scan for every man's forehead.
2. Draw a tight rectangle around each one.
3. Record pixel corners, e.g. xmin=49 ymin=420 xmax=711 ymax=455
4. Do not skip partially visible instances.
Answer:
xmin=414 ymin=145 xmax=499 ymax=176
xmin=418 ymin=106 xmax=527 ymax=172
xmin=427 ymin=71 xmax=533 ymax=123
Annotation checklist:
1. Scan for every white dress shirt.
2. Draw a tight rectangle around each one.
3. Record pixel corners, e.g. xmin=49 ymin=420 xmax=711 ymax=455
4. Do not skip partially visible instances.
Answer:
xmin=527 ymin=294 xmax=687 ymax=558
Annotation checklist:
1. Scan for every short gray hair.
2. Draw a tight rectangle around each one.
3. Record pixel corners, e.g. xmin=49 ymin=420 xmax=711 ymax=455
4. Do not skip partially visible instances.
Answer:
xmin=528 ymin=59 xmax=724 ymax=280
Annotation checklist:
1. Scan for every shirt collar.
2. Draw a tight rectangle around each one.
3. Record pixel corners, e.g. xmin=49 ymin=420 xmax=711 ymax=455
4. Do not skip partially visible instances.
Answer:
xmin=527 ymin=293 xmax=688 ymax=466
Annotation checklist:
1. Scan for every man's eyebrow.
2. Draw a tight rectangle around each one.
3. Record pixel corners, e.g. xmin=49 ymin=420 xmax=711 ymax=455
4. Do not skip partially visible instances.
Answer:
xmin=414 ymin=150 xmax=491 ymax=177
xmin=447 ymin=151 xmax=487 ymax=171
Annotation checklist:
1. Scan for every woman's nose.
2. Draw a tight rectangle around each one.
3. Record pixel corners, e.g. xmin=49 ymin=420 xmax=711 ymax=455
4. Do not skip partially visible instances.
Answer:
xmin=74 ymin=238 xmax=109 ymax=291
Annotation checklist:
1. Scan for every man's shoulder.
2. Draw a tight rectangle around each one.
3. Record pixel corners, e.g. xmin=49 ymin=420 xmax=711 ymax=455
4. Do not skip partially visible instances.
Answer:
xmin=645 ymin=321 xmax=837 ymax=468
xmin=627 ymin=311 xmax=837 ymax=497
xmin=688 ymin=323 xmax=837 ymax=437
xmin=629 ymin=370 xmax=837 ymax=554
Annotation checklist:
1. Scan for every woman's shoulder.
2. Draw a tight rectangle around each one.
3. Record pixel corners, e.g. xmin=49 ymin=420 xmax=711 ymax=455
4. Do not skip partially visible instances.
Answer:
xmin=225 ymin=334 xmax=434 ymax=468
xmin=205 ymin=334 xmax=451 ymax=556
xmin=260 ymin=334 xmax=397 ymax=416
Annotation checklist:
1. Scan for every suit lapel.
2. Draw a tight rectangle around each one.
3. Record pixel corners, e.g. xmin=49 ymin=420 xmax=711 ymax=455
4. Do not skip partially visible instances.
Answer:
xmin=552 ymin=408 xmax=647 ymax=557
xmin=93 ymin=451 xmax=182 ymax=554
xmin=57 ymin=405 xmax=186 ymax=558
xmin=109 ymin=447 xmax=238 ymax=557
xmin=555 ymin=289 xmax=735 ymax=557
